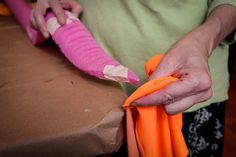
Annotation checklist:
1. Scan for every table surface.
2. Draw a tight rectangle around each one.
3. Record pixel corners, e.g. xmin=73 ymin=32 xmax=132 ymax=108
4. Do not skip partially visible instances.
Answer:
xmin=0 ymin=16 xmax=126 ymax=157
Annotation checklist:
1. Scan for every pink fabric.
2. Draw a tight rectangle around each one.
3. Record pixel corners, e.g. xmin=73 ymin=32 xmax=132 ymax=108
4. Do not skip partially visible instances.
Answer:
xmin=3 ymin=0 xmax=139 ymax=85
xmin=45 ymin=11 xmax=140 ymax=85
xmin=4 ymin=0 xmax=45 ymax=45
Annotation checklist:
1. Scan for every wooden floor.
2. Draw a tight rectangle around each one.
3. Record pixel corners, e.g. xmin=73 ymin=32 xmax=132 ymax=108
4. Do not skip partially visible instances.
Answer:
xmin=223 ymin=43 xmax=236 ymax=157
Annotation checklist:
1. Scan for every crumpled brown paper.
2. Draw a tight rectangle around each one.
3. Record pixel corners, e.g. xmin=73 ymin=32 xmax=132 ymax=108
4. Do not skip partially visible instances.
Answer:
xmin=0 ymin=16 xmax=126 ymax=157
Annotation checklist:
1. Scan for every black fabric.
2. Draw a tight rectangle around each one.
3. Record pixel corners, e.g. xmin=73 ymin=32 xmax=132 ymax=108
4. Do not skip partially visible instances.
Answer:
xmin=111 ymin=102 xmax=226 ymax=157
xmin=182 ymin=102 xmax=226 ymax=157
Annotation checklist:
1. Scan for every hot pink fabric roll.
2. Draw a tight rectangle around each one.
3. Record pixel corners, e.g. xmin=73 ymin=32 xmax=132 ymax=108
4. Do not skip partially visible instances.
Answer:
xmin=4 ymin=0 xmax=45 ymax=45
xmin=3 ymin=0 xmax=139 ymax=85
xmin=45 ymin=11 xmax=140 ymax=85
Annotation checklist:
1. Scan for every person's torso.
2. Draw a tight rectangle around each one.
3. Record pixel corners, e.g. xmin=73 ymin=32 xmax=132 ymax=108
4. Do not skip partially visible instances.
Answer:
xmin=77 ymin=0 xmax=229 ymax=112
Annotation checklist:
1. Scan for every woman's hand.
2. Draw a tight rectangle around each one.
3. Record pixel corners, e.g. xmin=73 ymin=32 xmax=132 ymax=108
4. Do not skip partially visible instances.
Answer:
xmin=30 ymin=0 xmax=82 ymax=38
xmin=135 ymin=30 xmax=213 ymax=115
xmin=135 ymin=4 xmax=236 ymax=115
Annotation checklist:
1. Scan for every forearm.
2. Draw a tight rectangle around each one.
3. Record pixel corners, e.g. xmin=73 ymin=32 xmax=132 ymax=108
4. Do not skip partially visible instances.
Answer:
xmin=191 ymin=4 xmax=236 ymax=56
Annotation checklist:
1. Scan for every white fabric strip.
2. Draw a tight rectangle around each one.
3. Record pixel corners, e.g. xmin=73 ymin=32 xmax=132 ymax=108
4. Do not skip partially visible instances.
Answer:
xmin=46 ymin=17 xmax=61 ymax=35
xmin=103 ymin=65 xmax=129 ymax=82
xmin=46 ymin=11 xmax=79 ymax=35
xmin=65 ymin=11 xmax=80 ymax=21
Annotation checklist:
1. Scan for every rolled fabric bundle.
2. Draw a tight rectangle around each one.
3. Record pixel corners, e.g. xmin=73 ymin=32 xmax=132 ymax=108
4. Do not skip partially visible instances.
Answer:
xmin=4 ymin=0 xmax=45 ymax=45
xmin=3 ymin=0 xmax=139 ymax=84
xmin=45 ymin=11 xmax=140 ymax=85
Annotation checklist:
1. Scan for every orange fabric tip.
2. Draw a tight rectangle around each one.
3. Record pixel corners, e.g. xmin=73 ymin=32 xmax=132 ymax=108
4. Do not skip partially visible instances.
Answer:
xmin=0 ymin=3 xmax=11 ymax=16
xmin=0 ymin=2 xmax=35 ymax=16
xmin=123 ymin=54 xmax=188 ymax=157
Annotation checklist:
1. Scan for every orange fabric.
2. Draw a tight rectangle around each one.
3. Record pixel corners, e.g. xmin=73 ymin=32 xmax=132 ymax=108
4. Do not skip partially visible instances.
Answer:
xmin=0 ymin=3 xmax=11 ymax=16
xmin=0 ymin=2 xmax=35 ymax=16
xmin=123 ymin=54 xmax=188 ymax=157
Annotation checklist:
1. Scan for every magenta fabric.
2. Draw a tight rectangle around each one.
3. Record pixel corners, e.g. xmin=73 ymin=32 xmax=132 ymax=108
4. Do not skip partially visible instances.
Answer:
xmin=45 ymin=11 xmax=140 ymax=85
xmin=2 ymin=0 xmax=140 ymax=85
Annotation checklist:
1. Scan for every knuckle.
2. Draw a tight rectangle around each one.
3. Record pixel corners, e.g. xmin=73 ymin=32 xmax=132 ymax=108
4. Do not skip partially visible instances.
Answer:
xmin=184 ymin=75 xmax=200 ymax=90
xmin=206 ymin=89 xmax=213 ymax=99
xmin=49 ymin=0 xmax=56 ymax=4
xmin=74 ymin=5 xmax=81 ymax=12
xmin=33 ymin=10 xmax=43 ymax=20
xmin=188 ymin=73 xmax=211 ymax=91
xmin=54 ymin=7 xmax=63 ymax=13
xmin=56 ymin=12 xmax=65 ymax=17
xmin=33 ymin=9 xmax=40 ymax=16
xmin=30 ymin=10 xmax=34 ymax=19
xmin=50 ymin=1 xmax=62 ymax=10
xmin=73 ymin=3 xmax=81 ymax=8
xmin=202 ymin=89 xmax=213 ymax=101
xmin=199 ymin=73 xmax=212 ymax=90
xmin=161 ymin=90 xmax=175 ymax=105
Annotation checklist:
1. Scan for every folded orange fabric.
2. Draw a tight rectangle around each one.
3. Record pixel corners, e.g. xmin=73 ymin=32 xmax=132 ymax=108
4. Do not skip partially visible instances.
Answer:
xmin=123 ymin=54 xmax=188 ymax=157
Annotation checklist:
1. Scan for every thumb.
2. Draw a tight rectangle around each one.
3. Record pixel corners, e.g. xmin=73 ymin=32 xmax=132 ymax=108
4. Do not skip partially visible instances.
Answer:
xmin=149 ymin=54 xmax=180 ymax=80
xmin=70 ymin=0 xmax=82 ymax=17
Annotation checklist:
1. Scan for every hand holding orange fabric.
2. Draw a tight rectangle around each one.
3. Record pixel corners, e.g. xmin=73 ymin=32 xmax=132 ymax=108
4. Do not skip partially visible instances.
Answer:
xmin=135 ymin=33 xmax=212 ymax=114
xmin=135 ymin=5 xmax=236 ymax=115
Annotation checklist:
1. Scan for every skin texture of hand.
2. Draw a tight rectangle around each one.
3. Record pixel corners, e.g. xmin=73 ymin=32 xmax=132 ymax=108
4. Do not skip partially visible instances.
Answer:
xmin=135 ymin=4 xmax=236 ymax=115
xmin=30 ymin=0 xmax=82 ymax=38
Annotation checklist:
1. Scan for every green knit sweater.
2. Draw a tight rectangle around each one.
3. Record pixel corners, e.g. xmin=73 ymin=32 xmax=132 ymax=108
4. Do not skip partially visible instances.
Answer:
xmin=77 ymin=0 xmax=236 ymax=112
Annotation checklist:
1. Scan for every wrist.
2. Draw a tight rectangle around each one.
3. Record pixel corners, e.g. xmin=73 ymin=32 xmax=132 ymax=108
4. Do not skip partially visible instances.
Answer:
xmin=190 ymin=5 xmax=235 ymax=56
xmin=191 ymin=19 xmax=221 ymax=56
xmin=193 ymin=5 xmax=236 ymax=56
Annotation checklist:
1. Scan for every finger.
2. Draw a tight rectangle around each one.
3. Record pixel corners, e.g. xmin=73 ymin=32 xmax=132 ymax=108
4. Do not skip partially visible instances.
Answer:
xmin=135 ymin=89 xmax=175 ymax=106
xmin=49 ymin=0 xmax=66 ymax=25
xmin=149 ymin=53 xmax=182 ymax=80
xmin=135 ymin=72 xmax=211 ymax=105
xmin=60 ymin=0 xmax=82 ymax=17
xmin=58 ymin=0 xmax=70 ymax=9
xmin=33 ymin=7 xmax=50 ymax=38
xmin=60 ymin=3 xmax=70 ymax=9
xmin=163 ymin=89 xmax=212 ymax=115
xmin=30 ymin=10 xmax=38 ymax=29
xmin=69 ymin=0 xmax=82 ymax=17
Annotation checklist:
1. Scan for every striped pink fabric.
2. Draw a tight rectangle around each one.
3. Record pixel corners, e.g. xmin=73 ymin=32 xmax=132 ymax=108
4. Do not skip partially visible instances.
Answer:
xmin=4 ymin=0 xmax=139 ymax=84
xmin=46 ymin=11 xmax=140 ymax=85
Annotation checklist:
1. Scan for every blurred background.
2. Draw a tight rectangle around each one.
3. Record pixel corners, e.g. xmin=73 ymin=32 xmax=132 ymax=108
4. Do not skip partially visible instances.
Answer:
xmin=223 ymin=40 xmax=236 ymax=157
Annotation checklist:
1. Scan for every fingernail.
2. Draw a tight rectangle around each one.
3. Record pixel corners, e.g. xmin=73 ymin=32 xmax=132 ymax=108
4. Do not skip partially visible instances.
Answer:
xmin=59 ymin=17 xmax=66 ymax=25
xmin=43 ymin=32 xmax=49 ymax=38
xmin=131 ymin=102 xmax=138 ymax=106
